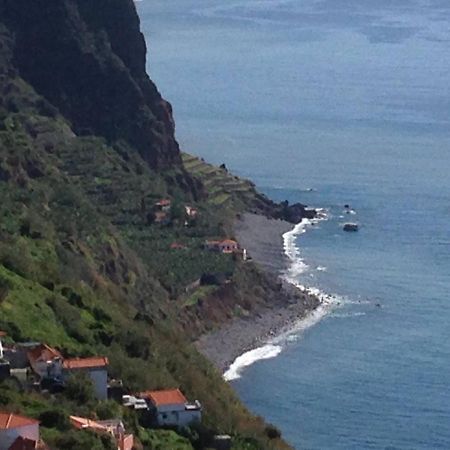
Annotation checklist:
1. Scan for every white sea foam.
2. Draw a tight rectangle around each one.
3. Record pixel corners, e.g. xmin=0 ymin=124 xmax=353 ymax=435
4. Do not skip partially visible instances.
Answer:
xmin=317 ymin=266 xmax=327 ymax=272
xmin=224 ymin=344 xmax=282 ymax=381
xmin=224 ymin=211 xmax=341 ymax=382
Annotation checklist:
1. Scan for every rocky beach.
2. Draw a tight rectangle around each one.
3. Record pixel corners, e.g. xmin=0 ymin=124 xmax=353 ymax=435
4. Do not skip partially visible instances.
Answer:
xmin=196 ymin=213 xmax=322 ymax=373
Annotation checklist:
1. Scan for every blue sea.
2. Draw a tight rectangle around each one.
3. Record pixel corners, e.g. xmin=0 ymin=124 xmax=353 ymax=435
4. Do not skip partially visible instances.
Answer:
xmin=137 ymin=1 xmax=450 ymax=448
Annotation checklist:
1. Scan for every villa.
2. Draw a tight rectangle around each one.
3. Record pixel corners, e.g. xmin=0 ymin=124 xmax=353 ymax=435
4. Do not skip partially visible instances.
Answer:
xmin=138 ymin=389 xmax=202 ymax=428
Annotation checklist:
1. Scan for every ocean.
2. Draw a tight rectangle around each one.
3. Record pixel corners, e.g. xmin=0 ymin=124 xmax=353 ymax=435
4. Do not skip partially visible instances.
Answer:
xmin=136 ymin=1 xmax=450 ymax=448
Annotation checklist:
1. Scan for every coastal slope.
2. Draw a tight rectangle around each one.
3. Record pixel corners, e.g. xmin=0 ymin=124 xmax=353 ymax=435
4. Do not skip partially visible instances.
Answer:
xmin=0 ymin=1 xmax=316 ymax=449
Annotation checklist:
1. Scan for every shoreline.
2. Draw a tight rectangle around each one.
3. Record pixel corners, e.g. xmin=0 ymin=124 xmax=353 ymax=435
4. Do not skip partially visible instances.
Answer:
xmin=195 ymin=213 xmax=324 ymax=376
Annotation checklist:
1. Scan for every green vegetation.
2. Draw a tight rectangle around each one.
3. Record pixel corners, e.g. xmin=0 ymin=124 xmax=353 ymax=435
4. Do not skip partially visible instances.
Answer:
xmin=0 ymin=5 xmax=294 ymax=448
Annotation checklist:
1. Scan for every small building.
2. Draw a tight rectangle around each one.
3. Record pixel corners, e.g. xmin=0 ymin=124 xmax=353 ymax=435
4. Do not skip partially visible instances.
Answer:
xmin=211 ymin=435 xmax=232 ymax=450
xmin=27 ymin=345 xmax=63 ymax=380
xmin=154 ymin=199 xmax=171 ymax=212
xmin=205 ymin=240 xmax=239 ymax=254
xmin=70 ymin=416 xmax=133 ymax=450
xmin=184 ymin=205 xmax=198 ymax=218
xmin=0 ymin=412 xmax=40 ymax=450
xmin=218 ymin=240 xmax=238 ymax=254
xmin=138 ymin=389 xmax=201 ymax=428
xmin=63 ymin=357 xmax=109 ymax=400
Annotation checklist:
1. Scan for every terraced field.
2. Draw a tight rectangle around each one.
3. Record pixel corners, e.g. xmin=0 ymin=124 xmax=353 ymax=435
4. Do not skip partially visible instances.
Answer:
xmin=182 ymin=153 xmax=257 ymax=210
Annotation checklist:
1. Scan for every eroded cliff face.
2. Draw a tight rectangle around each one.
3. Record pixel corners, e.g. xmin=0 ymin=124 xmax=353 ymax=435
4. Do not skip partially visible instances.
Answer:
xmin=1 ymin=0 xmax=180 ymax=169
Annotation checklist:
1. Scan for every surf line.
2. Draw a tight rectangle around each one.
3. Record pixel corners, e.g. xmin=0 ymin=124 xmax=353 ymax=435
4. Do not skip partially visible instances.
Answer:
xmin=224 ymin=211 xmax=340 ymax=382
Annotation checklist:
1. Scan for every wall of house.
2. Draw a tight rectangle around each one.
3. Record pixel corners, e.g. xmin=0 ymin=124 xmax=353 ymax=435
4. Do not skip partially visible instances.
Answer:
xmin=63 ymin=368 xmax=108 ymax=399
xmin=155 ymin=405 xmax=201 ymax=427
xmin=88 ymin=368 xmax=108 ymax=400
xmin=0 ymin=424 xmax=39 ymax=449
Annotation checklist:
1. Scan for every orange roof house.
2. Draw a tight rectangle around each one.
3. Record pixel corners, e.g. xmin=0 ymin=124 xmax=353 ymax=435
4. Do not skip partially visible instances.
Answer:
xmin=154 ymin=199 xmax=172 ymax=212
xmin=218 ymin=240 xmax=238 ymax=253
xmin=0 ymin=413 xmax=40 ymax=450
xmin=70 ymin=416 xmax=133 ymax=450
xmin=27 ymin=345 xmax=62 ymax=379
xmin=62 ymin=357 xmax=109 ymax=400
xmin=205 ymin=239 xmax=239 ymax=254
xmin=137 ymin=389 xmax=201 ymax=428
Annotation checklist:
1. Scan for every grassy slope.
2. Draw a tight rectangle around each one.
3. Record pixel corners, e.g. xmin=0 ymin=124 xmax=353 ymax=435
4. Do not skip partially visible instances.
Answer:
xmin=0 ymin=79 xmax=291 ymax=449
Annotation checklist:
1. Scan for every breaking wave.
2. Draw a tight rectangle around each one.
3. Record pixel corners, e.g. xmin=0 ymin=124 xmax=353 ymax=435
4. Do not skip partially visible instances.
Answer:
xmin=224 ymin=344 xmax=282 ymax=381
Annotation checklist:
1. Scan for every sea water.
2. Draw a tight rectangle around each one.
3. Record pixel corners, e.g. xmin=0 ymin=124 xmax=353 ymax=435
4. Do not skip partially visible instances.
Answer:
xmin=137 ymin=1 xmax=450 ymax=448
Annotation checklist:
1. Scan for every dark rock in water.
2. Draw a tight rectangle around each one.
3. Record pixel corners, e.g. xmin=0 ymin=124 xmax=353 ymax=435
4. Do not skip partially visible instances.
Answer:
xmin=273 ymin=200 xmax=316 ymax=224
xmin=1 ymin=0 xmax=180 ymax=170
xmin=343 ymin=223 xmax=358 ymax=232
xmin=344 ymin=204 xmax=350 ymax=209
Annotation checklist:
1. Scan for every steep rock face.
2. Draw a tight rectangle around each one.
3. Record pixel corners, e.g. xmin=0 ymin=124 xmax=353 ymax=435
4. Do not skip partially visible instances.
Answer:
xmin=1 ymin=0 xmax=180 ymax=169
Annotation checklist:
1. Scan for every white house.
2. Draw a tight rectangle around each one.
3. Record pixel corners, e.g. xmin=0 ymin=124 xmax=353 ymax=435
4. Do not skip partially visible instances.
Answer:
xmin=138 ymin=389 xmax=201 ymax=428
xmin=0 ymin=412 xmax=40 ymax=450
xmin=63 ymin=357 xmax=109 ymax=400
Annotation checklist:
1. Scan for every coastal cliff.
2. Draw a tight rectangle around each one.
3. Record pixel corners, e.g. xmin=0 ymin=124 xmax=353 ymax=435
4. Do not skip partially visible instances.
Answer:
xmin=0 ymin=1 xmax=316 ymax=449
xmin=1 ymin=0 xmax=180 ymax=170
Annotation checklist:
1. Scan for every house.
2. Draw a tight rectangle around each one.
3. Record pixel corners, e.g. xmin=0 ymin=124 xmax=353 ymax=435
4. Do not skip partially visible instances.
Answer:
xmin=154 ymin=199 xmax=171 ymax=212
xmin=184 ymin=205 xmax=198 ymax=219
xmin=63 ymin=357 xmax=109 ymax=400
xmin=218 ymin=240 xmax=239 ymax=254
xmin=0 ymin=332 xmax=5 ymax=360
xmin=138 ymin=389 xmax=201 ymax=428
xmin=70 ymin=416 xmax=133 ymax=450
xmin=27 ymin=345 xmax=63 ymax=380
xmin=205 ymin=239 xmax=239 ymax=254
xmin=0 ymin=412 xmax=40 ymax=450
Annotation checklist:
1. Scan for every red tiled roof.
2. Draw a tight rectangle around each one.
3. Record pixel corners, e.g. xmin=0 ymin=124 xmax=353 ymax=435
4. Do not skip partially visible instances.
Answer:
xmin=27 ymin=344 xmax=61 ymax=364
xmin=0 ymin=331 xmax=6 ymax=337
xmin=219 ymin=240 xmax=238 ymax=246
xmin=8 ymin=436 xmax=38 ymax=450
xmin=70 ymin=416 xmax=106 ymax=432
xmin=63 ymin=356 xmax=109 ymax=370
xmin=0 ymin=412 xmax=39 ymax=430
xmin=139 ymin=389 xmax=187 ymax=406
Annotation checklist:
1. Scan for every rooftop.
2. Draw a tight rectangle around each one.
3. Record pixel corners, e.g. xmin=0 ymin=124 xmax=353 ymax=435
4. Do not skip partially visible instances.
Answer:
xmin=63 ymin=356 xmax=109 ymax=370
xmin=27 ymin=344 xmax=61 ymax=363
xmin=139 ymin=388 xmax=187 ymax=406
xmin=0 ymin=412 xmax=39 ymax=430
xmin=155 ymin=199 xmax=171 ymax=206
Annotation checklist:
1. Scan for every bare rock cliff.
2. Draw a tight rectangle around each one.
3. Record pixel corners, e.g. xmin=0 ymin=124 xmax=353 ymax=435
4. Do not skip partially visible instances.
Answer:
xmin=1 ymin=0 xmax=180 ymax=169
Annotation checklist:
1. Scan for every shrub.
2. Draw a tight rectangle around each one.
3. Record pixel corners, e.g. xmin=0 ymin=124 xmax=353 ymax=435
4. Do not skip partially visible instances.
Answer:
xmin=265 ymin=424 xmax=281 ymax=440
xmin=39 ymin=409 xmax=70 ymax=430
xmin=0 ymin=274 xmax=12 ymax=302
xmin=64 ymin=372 xmax=95 ymax=405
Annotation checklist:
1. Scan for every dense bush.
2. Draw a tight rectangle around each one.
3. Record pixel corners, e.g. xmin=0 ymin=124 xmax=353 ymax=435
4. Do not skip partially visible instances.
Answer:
xmin=64 ymin=372 xmax=96 ymax=405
